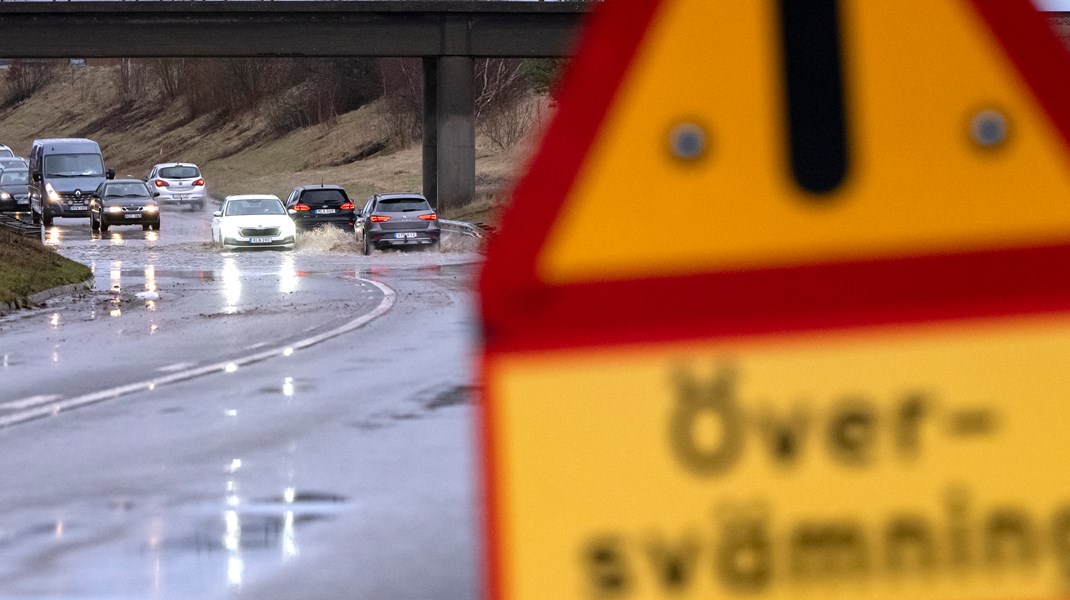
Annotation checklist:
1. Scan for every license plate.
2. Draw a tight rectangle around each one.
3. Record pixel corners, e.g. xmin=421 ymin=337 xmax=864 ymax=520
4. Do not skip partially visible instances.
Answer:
xmin=316 ymin=208 xmax=337 ymax=215
xmin=395 ymin=232 xmax=418 ymax=239
xmin=70 ymin=203 xmax=86 ymax=209
xmin=16 ymin=199 xmax=27 ymax=204
xmin=124 ymin=213 xmax=140 ymax=219
xmin=249 ymin=237 xmax=272 ymax=244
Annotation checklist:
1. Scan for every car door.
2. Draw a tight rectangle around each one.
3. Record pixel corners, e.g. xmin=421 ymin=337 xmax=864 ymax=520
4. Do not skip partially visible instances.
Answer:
xmin=356 ymin=198 xmax=373 ymax=240
xmin=211 ymin=202 xmax=224 ymax=242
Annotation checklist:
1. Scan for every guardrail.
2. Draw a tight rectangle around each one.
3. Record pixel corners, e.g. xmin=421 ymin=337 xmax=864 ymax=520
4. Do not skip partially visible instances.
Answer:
xmin=0 ymin=213 xmax=42 ymax=240
xmin=439 ymin=219 xmax=496 ymax=239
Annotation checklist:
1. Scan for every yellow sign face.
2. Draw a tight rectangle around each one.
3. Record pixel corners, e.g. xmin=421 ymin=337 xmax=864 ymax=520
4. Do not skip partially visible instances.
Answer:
xmin=539 ymin=0 xmax=1070 ymax=284
xmin=487 ymin=314 xmax=1070 ymax=599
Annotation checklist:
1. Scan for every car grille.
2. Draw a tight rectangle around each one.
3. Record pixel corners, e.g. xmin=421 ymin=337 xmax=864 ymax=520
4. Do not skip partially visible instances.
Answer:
xmin=239 ymin=227 xmax=281 ymax=237
xmin=59 ymin=192 xmax=95 ymax=202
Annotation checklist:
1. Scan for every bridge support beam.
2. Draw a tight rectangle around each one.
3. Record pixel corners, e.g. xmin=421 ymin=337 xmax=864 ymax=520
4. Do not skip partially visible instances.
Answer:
xmin=423 ymin=56 xmax=475 ymax=214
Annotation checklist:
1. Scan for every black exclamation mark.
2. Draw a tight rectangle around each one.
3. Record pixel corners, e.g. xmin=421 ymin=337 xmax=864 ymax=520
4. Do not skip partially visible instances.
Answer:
xmin=779 ymin=0 xmax=849 ymax=196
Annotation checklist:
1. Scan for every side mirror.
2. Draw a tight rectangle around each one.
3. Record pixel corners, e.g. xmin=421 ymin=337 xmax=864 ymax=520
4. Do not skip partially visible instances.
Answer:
xmin=106 ymin=169 xmax=115 ymax=180
xmin=213 ymin=211 xmax=222 ymax=218
xmin=288 ymin=208 xmax=296 ymax=215
xmin=153 ymin=192 xmax=161 ymax=197
xmin=32 ymin=173 xmax=41 ymax=182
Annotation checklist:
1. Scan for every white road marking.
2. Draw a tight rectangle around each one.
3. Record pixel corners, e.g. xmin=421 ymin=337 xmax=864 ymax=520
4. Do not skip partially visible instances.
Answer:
xmin=0 ymin=279 xmax=396 ymax=428
xmin=0 ymin=394 xmax=62 ymax=411
xmin=244 ymin=342 xmax=268 ymax=350
xmin=156 ymin=362 xmax=196 ymax=373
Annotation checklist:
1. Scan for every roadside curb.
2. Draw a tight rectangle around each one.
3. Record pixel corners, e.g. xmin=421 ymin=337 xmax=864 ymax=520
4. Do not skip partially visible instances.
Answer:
xmin=0 ymin=278 xmax=93 ymax=316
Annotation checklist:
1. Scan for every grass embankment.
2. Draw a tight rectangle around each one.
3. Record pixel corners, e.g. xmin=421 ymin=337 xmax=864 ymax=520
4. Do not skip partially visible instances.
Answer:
xmin=0 ymin=230 xmax=91 ymax=307
xmin=0 ymin=67 xmax=550 ymax=226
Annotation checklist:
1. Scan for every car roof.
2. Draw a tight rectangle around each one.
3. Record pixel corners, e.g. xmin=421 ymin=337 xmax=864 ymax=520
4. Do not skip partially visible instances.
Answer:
xmin=153 ymin=162 xmax=199 ymax=169
xmin=106 ymin=179 xmax=148 ymax=185
xmin=376 ymin=192 xmax=427 ymax=200
xmin=225 ymin=194 xmax=280 ymax=202
xmin=33 ymin=138 xmax=101 ymax=152
xmin=295 ymin=184 xmax=345 ymax=192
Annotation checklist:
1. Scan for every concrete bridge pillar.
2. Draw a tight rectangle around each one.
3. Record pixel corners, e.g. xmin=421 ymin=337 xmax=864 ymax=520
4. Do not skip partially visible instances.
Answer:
xmin=422 ymin=56 xmax=475 ymax=214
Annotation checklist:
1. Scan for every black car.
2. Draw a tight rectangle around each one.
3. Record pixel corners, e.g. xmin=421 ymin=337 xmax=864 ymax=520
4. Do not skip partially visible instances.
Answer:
xmin=90 ymin=179 xmax=161 ymax=232
xmin=0 ymin=168 xmax=29 ymax=213
xmin=284 ymin=184 xmax=356 ymax=231
xmin=356 ymin=193 xmax=440 ymax=255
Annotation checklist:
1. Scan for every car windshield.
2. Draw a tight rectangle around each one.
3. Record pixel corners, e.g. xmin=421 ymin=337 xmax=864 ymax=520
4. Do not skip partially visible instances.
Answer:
xmin=105 ymin=183 xmax=150 ymax=197
xmin=159 ymin=166 xmax=200 ymax=179
xmin=44 ymin=153 xmax=104 ymax=177
xmin=377 ymin=197 xmax=431 ymax=212
xmin=1 ymin=171 xmax=28 ymax=185
xmin=225 ymin=198 xmax=285 ymax=216
xmin=301 ymin=189 xmax=347 ymax=203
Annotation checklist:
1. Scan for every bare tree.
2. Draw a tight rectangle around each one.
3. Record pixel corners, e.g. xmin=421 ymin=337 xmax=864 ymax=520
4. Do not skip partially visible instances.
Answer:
xmin=3 ymin=60 xmax=56 ymax=107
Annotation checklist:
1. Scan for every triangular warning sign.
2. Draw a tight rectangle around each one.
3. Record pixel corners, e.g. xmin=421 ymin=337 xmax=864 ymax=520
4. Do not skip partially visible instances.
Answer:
xmin=480 ymin=2 xmax=1070 ymax=600
xmin=482 ymin=0 xmax=1070 ymax=352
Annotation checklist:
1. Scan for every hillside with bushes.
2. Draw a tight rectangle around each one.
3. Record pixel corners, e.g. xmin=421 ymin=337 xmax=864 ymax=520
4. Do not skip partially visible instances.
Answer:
xmin=0 ymin=58 xmax=562 ymax=222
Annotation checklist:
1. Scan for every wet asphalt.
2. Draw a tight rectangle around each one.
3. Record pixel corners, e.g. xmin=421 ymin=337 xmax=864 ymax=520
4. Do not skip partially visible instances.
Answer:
xmin=0 ymin=205 xmax=483 ymax=598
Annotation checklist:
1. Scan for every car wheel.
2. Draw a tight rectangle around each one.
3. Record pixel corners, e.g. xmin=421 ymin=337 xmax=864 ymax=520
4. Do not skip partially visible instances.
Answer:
xmin=42 ymin=213 xmax=53 ymax=227
xmin=100 ymin=219 xmax=109 ymax=232
xmin=31 ymin=208 xmax=40 ymax=225
xmin=152 ymin=222 xmax=160 ymax=231
xmin=142 ymin=223 xmax=151 ymax=231
xmin=91 ymin=213 xmax=100 ymax=231
xmin=362 ymin=234 xmax=370 ymax=256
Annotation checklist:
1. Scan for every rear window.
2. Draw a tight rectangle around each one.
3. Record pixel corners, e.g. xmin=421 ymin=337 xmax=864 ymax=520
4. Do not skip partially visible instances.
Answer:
xmin=300 ymin=189 xmax=348 ymax=204
xmin=159 ymin=166 xmax=200 ymax=179
xmin=0 ymin=148 xmax=13 ymax=158
xmin=376 ymin=197 xmax=431 ymax=212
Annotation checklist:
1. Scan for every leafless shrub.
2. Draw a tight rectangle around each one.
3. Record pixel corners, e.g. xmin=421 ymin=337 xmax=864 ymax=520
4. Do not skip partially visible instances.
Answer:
xmin=146 ymin=58 xmax=185 ymax=102
xmin=113 ymin=58 xmax=150 ymax=107
xmin=479 ymin=98 xmax=537 ymax=150
xmin=377 ymin=58 xmax=423 ymax=148
xmin=2 ymin=60 xmax=56 ymax=107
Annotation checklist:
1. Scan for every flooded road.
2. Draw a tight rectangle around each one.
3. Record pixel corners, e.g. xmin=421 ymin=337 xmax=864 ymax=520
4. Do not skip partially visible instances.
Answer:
xmin=0 ymin=206 xmax=483 ymax=598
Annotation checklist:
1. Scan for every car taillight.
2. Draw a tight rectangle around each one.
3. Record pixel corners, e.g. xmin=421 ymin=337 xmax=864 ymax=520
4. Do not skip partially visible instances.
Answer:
xmin=340 ymin=201 xmax=354 ymax=210
xmin=294 ymin=203 xmax=311 ymax=211
xmin=154 ymin=179 xmax=167 ymax=187
xmin=193 ymin=178 xmax=205 ymax=186
xmin=370 ymin=215 xmax=390 ymax=222
xmin=418 ymin=213 xmax=437 ymax=221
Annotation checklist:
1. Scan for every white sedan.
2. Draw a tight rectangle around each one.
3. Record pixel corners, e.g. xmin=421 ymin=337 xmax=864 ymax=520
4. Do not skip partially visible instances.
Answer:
xmin=212 ymin=194 xmax=297 ymax=249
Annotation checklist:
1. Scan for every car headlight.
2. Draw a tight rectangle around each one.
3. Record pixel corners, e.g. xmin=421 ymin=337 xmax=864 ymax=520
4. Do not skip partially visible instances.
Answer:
xmin=222 ymin=223 xmax=242 ymax=238
xmin=107 ymin=206 xmax=123 ymax=213
xmin=0 ymin=192 xmax=10 ymax=200
xmin=282 ymin=221 xmax=296 ymax=236
xmin=143 ymin=205 xmax=158 ymax=213
xmin=45 ymin=183 xmax=61 ymax=202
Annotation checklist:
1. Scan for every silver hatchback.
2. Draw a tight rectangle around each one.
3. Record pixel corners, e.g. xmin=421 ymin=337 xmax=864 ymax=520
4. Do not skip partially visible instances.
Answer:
xmin=147 ymin=162 xmax=207 ymax=211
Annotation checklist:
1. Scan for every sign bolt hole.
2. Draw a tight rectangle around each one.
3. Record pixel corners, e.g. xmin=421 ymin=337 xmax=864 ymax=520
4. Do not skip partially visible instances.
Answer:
xmin=670 ymin=122 xmax=708 ymax=161
xmin=970 ymin=109 xmax=1009 ymax=148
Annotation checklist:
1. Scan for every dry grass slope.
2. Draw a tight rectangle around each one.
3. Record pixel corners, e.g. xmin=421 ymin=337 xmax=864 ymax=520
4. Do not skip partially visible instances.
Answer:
xmin=0 ymin=66 xmax=548 ymax=223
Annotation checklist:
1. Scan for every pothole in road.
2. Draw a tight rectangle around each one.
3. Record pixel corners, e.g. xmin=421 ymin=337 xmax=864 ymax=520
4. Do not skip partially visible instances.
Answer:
xmin=424 ymin=385 xmax=477 ymax=410
xmin=151 ymin=512 xmax=332 ymax=554
xmin=258 ymin=491 xmax=347 ymax=505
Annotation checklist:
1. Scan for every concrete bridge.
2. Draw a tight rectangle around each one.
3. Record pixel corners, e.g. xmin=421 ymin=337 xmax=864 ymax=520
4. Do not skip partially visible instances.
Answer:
xmin=0 ymin=1 xmax=594 ymax=212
